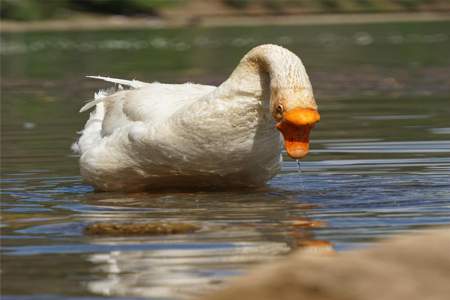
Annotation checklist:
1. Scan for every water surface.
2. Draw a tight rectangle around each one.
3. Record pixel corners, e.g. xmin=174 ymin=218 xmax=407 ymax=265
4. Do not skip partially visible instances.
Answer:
xmin=1 ymin=21 xmax=450 ymax=300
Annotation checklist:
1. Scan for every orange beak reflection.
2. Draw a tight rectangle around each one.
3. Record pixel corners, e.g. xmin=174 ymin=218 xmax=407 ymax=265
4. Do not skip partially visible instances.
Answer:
xmin=276 ymin=108 xmax=320 ymax=159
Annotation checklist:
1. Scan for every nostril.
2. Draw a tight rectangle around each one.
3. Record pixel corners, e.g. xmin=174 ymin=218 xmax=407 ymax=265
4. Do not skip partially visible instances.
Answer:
xmin=276 ymin=104 xmax=284 ymax=114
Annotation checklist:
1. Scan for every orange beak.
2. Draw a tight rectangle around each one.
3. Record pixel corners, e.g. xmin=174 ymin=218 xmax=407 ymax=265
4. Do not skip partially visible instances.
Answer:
xmin=276 ymin=108 xmax=320 ymax=159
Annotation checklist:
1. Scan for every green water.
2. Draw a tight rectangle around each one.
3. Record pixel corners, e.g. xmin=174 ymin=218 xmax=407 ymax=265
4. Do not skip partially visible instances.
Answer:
xmin=1 ymin=21 xmax=450 ymax=300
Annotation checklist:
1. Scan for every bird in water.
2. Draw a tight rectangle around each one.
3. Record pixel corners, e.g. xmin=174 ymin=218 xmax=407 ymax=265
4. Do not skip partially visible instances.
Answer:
xmin=73 ymin=44 xmax=320 ymax=191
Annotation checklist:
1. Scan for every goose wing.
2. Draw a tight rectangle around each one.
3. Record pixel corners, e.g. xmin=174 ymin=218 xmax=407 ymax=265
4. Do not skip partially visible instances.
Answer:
xmin=78 ymin=76 xmax=216 ymax=141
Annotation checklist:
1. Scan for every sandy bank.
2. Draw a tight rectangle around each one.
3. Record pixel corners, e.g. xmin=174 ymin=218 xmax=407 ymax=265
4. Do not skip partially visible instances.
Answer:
xmin=1 ymin=12 xmax=449 ymax=32
xmin=199 ymin=227 xmax=450 ymax=300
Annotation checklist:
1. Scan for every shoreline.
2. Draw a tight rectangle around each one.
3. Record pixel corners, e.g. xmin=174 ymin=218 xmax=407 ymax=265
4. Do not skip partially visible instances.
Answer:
xmin=1 ymin=12 xmax=450 ymax=33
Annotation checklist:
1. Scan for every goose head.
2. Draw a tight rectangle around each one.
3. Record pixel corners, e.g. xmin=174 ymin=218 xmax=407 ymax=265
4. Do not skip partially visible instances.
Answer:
xmin=226 ymin=44 xmax=320 ymax=159
xmin=271 ymin=86 xmax=320 ymax=159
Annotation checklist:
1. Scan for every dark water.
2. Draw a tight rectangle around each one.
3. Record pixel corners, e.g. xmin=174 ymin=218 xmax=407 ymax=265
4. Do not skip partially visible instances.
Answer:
xmin=1 ymin=21 xmax=450 ymax=299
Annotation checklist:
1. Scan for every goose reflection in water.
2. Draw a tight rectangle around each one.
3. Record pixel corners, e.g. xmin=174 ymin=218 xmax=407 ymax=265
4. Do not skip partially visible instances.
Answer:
xmin=80 ymin=191 xmax=330 ymax=299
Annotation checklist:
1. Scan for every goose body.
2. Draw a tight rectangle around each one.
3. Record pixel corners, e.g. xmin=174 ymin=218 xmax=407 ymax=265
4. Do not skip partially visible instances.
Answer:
xmin=74 ymin=44 xmax=319 ymax=191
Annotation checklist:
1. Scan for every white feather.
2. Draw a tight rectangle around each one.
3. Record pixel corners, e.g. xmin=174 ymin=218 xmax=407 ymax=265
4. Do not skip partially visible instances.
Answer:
xmin=80 ymin=76 xmax=150 ymax=112
xmin=86 ymin=75 xmax=149 ymax=89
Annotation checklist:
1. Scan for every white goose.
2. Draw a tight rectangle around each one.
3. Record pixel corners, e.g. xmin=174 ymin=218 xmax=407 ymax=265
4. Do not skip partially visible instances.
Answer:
xmin=73 ymin=44 xmax=320 ymax=192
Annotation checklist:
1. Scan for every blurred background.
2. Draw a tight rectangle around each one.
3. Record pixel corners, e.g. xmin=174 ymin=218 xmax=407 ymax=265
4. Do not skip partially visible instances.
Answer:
xmin=1 ymin=0 xmax=450 ymax=21
xmin=1 ymin=1 xmax=450 ymax=300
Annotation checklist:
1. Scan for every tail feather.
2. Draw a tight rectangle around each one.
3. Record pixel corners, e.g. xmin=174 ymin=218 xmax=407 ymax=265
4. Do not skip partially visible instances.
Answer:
xmin=86 ymin=75 xmax=149 ymax=89
xmin=79 ymin=97 xmax=105 ymax=113
xmin=80 ymin=87 xmax=118 ymax=112
xmin=80 ymin=76 xmax=149 ymax=113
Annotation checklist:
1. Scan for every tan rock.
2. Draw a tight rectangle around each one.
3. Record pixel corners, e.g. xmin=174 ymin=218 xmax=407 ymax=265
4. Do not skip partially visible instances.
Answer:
xmin=200 ymin=227 xmax=450 ymax=300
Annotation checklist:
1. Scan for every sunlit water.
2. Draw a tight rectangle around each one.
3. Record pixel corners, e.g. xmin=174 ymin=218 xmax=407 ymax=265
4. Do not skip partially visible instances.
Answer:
xmin=1 ymin=21 xmax=450 ymax=300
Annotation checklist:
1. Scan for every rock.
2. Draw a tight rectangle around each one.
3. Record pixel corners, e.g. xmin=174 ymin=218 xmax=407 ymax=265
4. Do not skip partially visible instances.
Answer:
xmin=85 ymin=222 xmax=200 ymax=236
xmin=200 ymin=227 xmax=450 ymax=300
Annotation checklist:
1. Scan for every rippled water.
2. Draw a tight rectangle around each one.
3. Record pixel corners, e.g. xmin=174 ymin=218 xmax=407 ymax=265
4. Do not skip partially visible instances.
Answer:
xmin=1 ymin=21 xmax=450 ymax=300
